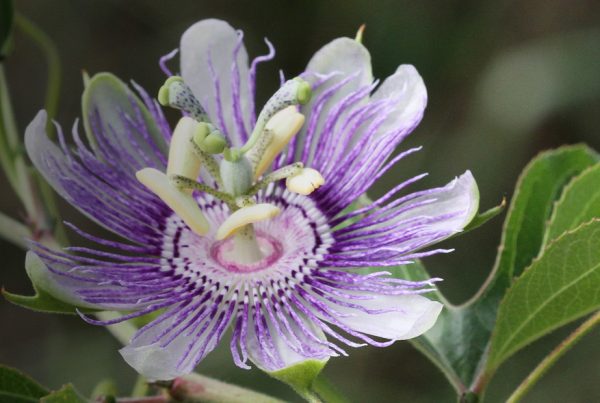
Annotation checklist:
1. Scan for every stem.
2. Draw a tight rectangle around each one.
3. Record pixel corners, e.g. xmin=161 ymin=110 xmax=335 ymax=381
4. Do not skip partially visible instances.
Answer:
xmin=97 ymin=311 xmax=137 ymax=345
xmin=0 ymin=65 xmax=40 ymax=219
xmin=506 ymin=311 xmax=600 ymax=403
xmin=0 ymin=211 xmax=31 ymax=249
xmin=14 ymin=13 xmax=61 ymax=137
xmin=166 ymin=373 xmax=286 ymax=403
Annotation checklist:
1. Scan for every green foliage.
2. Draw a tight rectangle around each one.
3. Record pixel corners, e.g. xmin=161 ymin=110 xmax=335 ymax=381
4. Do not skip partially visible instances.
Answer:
xmin=40 ymin=385 xmax=87 ymax=403
xmin=0 ymin=0 xmax=13 ymax=60
xmin=487 ymin=219 xmax=600 ymax=372
xmin=0 ymin=365 xmax=48 ymax=403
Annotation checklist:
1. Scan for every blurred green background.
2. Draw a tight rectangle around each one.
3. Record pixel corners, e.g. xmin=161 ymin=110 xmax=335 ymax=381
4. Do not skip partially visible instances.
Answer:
xmin=1 ymin=0 xmax=599 ymax=402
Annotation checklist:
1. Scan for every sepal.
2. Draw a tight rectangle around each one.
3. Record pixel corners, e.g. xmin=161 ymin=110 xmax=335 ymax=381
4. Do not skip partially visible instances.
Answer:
xmin=2 ymin=252 xmax=100 ymax=314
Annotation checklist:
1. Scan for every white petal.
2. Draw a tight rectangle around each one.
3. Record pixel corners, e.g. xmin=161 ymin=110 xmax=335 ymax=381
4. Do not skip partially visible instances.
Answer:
xmin=216 ymin=203 xmax=280 ymax=240
xmin=403 ymin=170 xmax=479 ymax=237
xmin=180 ymin=19 xmax=251 ymax=146
xmin=306 ymin=37 xmax=372 ymax=84
xmin=120 ymin=303 xmax=226 ymax=380
xmin=246 ymin=311 xmax=332 ymax=372
xmin=370 ymin=64 xmax=428 ymax=139
xmin=297 ymin=38 xmax=373 ymax=167
xmin=331 ymin=294 xmax=443 ymax=340
xmin=136 ymin=168 xmax=209 ymax=236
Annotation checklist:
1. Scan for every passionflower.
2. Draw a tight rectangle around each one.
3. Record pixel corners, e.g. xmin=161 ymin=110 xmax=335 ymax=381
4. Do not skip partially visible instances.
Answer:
xmin=24 ymin=19 xmax=479 ymax=380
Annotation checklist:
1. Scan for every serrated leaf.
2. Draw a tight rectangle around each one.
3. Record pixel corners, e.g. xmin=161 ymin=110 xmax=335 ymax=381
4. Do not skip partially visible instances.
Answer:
xmin=487 ymin=219 xmax=600 ymax=371
xmin=544 ymin=163 xmax=600 ymax=245
xmin=40 ymin=384 xmax=87 ymax=403
xmin=0 ymin=0 xmax=13 ymax=59
xmin=0 ymin=365 xmax=49 ymax=403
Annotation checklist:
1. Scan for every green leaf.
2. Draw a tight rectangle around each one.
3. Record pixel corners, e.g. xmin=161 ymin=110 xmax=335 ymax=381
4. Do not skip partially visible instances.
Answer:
xmin=2 ymin=251 xmax=99 ymax=314
xmin=40 ymin=384 xmax=87 ymax=403
xmin=0 ymin=365 xmax=49 ymax=403
xmin=491 ymin=145 xmax=598 ymax=285
xmin=82 ymin=72 xmax=168 ymax=156
xmin=487 ymin=219 xmax=600 ymax=372
xmin=0 ymin=0 xmax=14 ymax=60
xmin=544 ymin=163 xmax=600 ymax=245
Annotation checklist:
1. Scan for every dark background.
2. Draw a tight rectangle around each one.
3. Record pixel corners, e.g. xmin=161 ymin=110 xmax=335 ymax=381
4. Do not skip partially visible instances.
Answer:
xmin=1 ymin=1 xmax=599 ymax=401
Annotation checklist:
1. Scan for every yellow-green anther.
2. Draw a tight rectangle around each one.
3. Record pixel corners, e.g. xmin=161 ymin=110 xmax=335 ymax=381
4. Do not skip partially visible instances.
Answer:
xmin=239 ymin=77 xmax=312 ymax=154
xmin=157 ymin=76 xmax=208 ymax=122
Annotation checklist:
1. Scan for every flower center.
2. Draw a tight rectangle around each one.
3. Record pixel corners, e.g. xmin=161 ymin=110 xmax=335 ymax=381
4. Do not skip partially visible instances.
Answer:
xmin=210 ymin=231 xmax=283 ymax=273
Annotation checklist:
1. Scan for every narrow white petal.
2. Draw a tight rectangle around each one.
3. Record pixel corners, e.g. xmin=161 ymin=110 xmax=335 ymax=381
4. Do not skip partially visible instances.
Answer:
xmin=370 ymin=64 xmax=428 ymax=139
xmin=180 ymin=19 xmax=251 ymax=146
xmin=331 ymin=294 xmax=443 ymax=340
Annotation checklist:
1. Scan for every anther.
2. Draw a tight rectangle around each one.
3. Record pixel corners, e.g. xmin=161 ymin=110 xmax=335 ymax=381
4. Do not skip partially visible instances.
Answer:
xmin=167 ymin=117 xmax=203 ymax=194
xmin=136 ymin=168 xmax=209 ymax=236
xmin=286 ymin=167 xmax=325 ymax=195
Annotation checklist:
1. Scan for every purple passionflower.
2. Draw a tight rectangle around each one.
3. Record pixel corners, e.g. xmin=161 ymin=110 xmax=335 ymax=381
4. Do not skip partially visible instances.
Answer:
xmin=24 ymin=19 xmax=478 ymax=380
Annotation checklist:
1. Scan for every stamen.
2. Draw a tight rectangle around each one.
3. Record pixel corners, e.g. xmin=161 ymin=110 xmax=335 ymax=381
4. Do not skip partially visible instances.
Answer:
xmin=239 ymin=77 xmax=312 ymax=154
xmin=286 ymin=168 xmax=325 ymax=195
xmin=216 ymin=203 xmax=281 ymax=240
xmin=136 ymin=168 xmax=209 ymax=236
xmin=157 ymin=76 xmax=208 ymax=122
xmin=247 ymin=162 xmax=304 ymax=196
xmin=246 ymin=106 xmax=305 ymax=179
xmin=190 ymin=140 xmax=223 ymax=188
